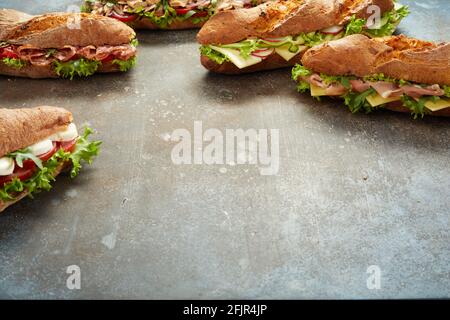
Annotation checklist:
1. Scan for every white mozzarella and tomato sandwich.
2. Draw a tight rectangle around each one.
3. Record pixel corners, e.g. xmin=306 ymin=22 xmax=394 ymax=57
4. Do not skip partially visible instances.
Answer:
xmin=0 ymin=9 xmax=138 ymax=79
xmin=197 ymin=0 xmax=408 ymax=74
xmin=292 ymin=34 xmax=450 ymax=118
xmin=82 ymin=0 xmax=270 ymax=29
xmin=0 ymin=106 xmax=101 ymax=212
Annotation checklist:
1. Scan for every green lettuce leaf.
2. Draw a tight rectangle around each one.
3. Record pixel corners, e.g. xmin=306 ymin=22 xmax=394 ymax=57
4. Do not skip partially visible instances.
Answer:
xmin=53 ymin=58 xmax=101 ymax=80
xmin=365 ymin=5 xmax=410 ymax=37
xmin=343 ymin=88 xmax=376 ymax=114
xmin=0 ymin=128 xmax=101 ymax=202
xmin=7 ymin=149 xmax=43 ymax=169
xmin=345 ymin=15 xmax=366 ymax=36
xmin=291 ymin=64 xmax=312 ymax=80
xmin=200 ymin=45 xmax=229 ymax=64
xmin=400 ymin=95 xmax=427 ymax=119
xmin=113 ymin=57 xmax=137 ymax=72
xmin=345 ymin=4 xmax=409 ymax=38
xmin=443 ymin=85 xmax=450 ymax=98
xmin=2 ymin=57 xmax=27 ymax=69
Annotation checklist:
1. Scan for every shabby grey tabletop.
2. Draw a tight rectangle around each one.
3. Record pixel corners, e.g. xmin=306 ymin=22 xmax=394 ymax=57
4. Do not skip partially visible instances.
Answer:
xmin=0 ymin=0 xmax=449 ymax=299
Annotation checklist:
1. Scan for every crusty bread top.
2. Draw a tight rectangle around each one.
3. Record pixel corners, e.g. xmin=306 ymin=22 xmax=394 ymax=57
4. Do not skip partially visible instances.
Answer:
xmin=197 ymin=0 xmax=393 ymax=45
xmin=0 ymin=106 xmax=73 ymax=158
xmin=0 ymin=10 xmax=136 ymax=48
xmin=301 ymin=34 xmax=450 ymax=85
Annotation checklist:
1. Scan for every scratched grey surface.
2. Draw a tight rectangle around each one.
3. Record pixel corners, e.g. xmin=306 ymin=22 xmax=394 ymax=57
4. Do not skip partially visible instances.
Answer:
xmin=0 ymin=0 xmax=449 ymax=299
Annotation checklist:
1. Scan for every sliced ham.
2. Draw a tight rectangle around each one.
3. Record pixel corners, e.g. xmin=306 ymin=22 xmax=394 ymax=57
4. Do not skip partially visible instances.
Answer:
xmin=77 ymin=45 xmax=97 ymax=60
xmin=95 ymin=45 xmax=137 ymax=61
xmin=350 ymin=79 xmax=371 ymax=93
xmin=399 ymin=84 xmax=444 ymax=99
xmin=53 ymin=45 xmax=77 ymax=62
xmin=301 ymin=74 xmax=347 ymax=96
xmin=16 ymin=45 xmax=46 ymax=60
xmin=368 ymin=81 xmax=399 ymax=98
xmin=369 ymin=81 xmax=444 ymax=99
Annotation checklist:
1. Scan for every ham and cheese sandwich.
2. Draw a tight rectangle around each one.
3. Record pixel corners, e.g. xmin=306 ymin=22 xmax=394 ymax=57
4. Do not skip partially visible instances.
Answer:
xmin=82 ymin=0 xmax=270 ymax=29
xmin=0 ymin=9 xmax=138 ymax=79
xmin=197 ymin=0 xmax=409 ymax=74
xmin=0 ymin=106 xmax=101 ymax=213
xmin=292 ymin=34 xmax=450 ymax=118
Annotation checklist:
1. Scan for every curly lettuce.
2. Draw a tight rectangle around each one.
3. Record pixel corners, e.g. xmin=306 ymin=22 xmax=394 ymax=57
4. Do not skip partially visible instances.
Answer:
xmin=200 ymin=45 xmax=229 ymax=64
xmin=346 ymin=4 xmax=409 ymax=37
xmin=2 ymin=57 xmax=27 ymax=69
xmin=113 ymin=56 xmax=137 ymax=72
xmin=0 ymin=128 xmax=101 ymax=202
xmin=53 ymin=58 xmax=101 ymax=80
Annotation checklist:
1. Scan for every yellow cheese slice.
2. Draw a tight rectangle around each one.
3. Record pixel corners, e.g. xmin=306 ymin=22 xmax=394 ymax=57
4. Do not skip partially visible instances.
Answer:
xmin=209 ymin=45 xmax=262 ymax=69
xmin=310 ymin=84 xmax=328 ymax=96
xmin=365 ymin=93 xmax=400 ymax=107
xmin=275 ymin=44 xmax=306 ymax=61
xmin=424 ymin=98 xmax=450 ymax=112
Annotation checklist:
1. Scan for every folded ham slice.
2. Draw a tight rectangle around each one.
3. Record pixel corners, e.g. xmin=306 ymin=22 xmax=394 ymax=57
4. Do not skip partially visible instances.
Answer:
xmin=301 ymin=74 xmax=347 ymax=96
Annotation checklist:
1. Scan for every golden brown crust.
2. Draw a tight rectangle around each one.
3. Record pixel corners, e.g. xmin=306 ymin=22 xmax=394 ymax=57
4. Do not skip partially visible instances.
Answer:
xmin=197 ymin=0 xmax=393 ymax=45
xmin=201 ymin=51 xmax=303 ymax=74
xmin=130 ymin=17 xmax=205 ymax=30
xmin=0 ymin=60 xmax=122 ymax=79
xmin=302 ymin=34 xmax=450 ymax=85
xmin=1 ymin=10 xmax=136 ymax=48
xmin=0 ymin=106 xmax=73 ymax=157
xmin=0 ymin=162 xmax=68 ymax=213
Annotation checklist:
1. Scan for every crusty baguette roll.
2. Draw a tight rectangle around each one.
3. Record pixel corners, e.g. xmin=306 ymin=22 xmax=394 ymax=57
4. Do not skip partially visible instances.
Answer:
xmin=297 ymin=34 xmax=450 ymax=117
xmin=0 ymin=162 xmax=68 ymax=213
xmin=302 ymin=34 xmax=450 ymax=86
xmin=197 ymin=0 xmax=393 ymax=45
xmin=0 ymin=106 xmax=72 ymax=157
xmin=0 ymin=10 xmax=136 ymax=47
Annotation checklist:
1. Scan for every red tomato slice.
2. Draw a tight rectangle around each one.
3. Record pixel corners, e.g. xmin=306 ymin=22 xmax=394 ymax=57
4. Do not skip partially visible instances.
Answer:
xmin=109 ymin=11 xmax=137 ymax=23
xmin=175 ymin=8 xmax=191 ymax=15
xmin=0 ymin=47 xmax=19 ymax=59
xmin=61 ymin=139 xmax=77 ymax=153
xmin=0 ymin=167 xmax=36 ymax=186
xmin=21 ymin=142 xmax=58 ymax=170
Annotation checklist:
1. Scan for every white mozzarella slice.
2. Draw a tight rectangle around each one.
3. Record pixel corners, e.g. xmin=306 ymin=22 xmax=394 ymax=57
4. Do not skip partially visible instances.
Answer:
xmin=29 ymin=139 xmax=53 ymax=156
xmin=50 ymin=123 xmax=78 ymax=142
xmin=209 ymin=45 xmax=262 ymax=69
xmin=0 ymin=157 xmax=15 ymax=176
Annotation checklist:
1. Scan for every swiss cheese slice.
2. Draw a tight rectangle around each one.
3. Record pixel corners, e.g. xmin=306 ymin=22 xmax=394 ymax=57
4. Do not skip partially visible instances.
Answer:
xmin=310 ymin=84 xmax=328 ymax=96
xmin=275 ymin=44 xmax=306 ymax=61
xmin=366 ymin=93 xmax=400 ymax=107
xmin=424 ymin=98 xmax=450 ymax=112
xmin=209 ymin=45 xmax=262 ymax=69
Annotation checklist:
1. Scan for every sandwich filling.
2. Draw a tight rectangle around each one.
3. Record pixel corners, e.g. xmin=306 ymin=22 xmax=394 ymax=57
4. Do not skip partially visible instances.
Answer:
xmin=82 ymin=0 xmax=266 ymax=28
xmin=200 ymin=3 xmax=408 ymax=69
xmin=0 ymin=39 xmax=138 ymax=79
xmin=292 ymin=64 xmax=450 ymax=118
xmin=0 ymin=125 xmax=101 ymax=202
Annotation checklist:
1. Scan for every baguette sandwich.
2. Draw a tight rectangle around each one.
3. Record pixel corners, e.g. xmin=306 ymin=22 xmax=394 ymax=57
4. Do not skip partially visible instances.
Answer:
xmin=0 ymin=106 xmax=101 ymax=213
xmin=292 ymin=34 xmax=450 ymax=118
xmin=197 ymin=0 xmax=409 ymax=74
xmin=81 ymin=0 xmax=269 ymax=29
xmin=0 ymin=9 xmax=138 ymax=79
